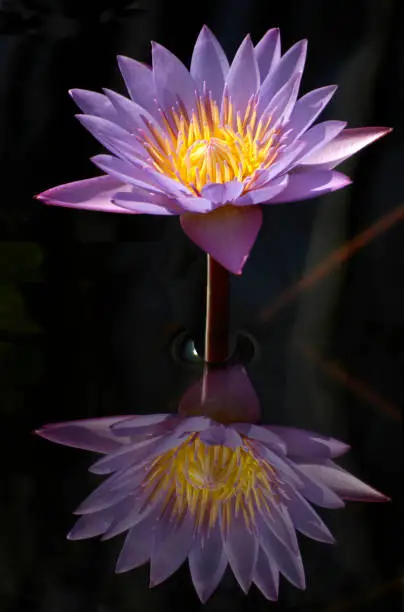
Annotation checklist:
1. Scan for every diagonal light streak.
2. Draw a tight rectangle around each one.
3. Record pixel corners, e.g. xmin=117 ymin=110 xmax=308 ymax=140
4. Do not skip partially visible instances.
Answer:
xmin=260 ymin=203 xmax=404 ymax=321
xmin=300 ymin=343 xmax=401 ymax=421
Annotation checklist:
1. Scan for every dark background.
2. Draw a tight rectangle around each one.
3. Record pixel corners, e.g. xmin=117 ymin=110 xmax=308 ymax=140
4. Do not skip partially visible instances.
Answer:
xmin=0 ymin=0 xmax=403 ymax=610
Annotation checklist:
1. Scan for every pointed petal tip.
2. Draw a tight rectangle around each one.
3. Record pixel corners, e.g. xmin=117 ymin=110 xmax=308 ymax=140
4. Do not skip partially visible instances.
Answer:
xmin=193 ymin=585 xmax=215 ymax=604
xmin=365 ymin=491 xmax=391 ymax=503
xmin=363 ymin=126 xmax=393 ymax=140
xmin=34 ymin=426 xmax=54 ymax=439
xmin=68 ymin=88 xmax=85 ymax=98
xmin=349 ymin=492 xmax=390 ymax=503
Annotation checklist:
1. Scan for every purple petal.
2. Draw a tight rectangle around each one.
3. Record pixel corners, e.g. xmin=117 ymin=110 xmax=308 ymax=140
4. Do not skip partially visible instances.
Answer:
xmin=283 ymin=486 xmax=335 ymax=544
xmin=36 ymin=175 xmax=131 ymax=214
xmin=76 ymin=114 xmax=146 ymax=162
xmin=299 ymin=126 xmax=392 ymax=169
xmin=257 ymin=445 xmax=304 ymax=488
xmin=189 ymin=521 xmax=228 ymax=603
xmin=271 ymin=504 xmax=300 ymax=551
xmin=259 ymin=140 xmax=306 ymax=183
xmin=101 ymin=489 xmax=164 ymax=541
xmin=234 ymin=175 xmax=288 ymax=205
xmin=287 ymin=85 xmax=338 ymax=140
xmin=224 ymin=508 xmax=258 ymax=593
xmin=225 ymin=35 xmax=260 ymax=115
xmin=74 ymin=473 xmax=141 ymax=515
xmin=269 ymin=169 xmax=351 ymax=204
xmin=258 ymin=40 xmax=307 ymax=112
xmin=115 ymin=511 xmax=157 ymax=573
xmin=199 ymin=424 xmax=242 ymax=448
xmin=152 ymin=42 xmax=196 ymax=114
xmin=299 ymin=462 xmax=390 ymax=502
xmin=103 ymin=88 xmax=160 ymax=136
xmin=255 ymin=28 xmax=281 ymax=82
xmin=111 ymin=413 xmax=173 ymax=434
xmin=190 ymin=26 xmax=229 ymax=103
xmin=174 ymin=193 xmax=214 ymax=213
xmin=68 ymin=498 xmax=133 ymax=540
xmin=291 ymin=462 xmax=345 ymax=508
xmin=145 ymin=170 xmax=194 ymax=200
xmin=179 ymin=365 xmax=261 ymax=424
xmin=67 ymin=507 xmax=115 ymax=540
xmin=89 ymin=436 xmax=165 ymax=475
xmin=260 ymin=503 xmax=299 ymax=552
xmin=171 ymin=415 xmax=213 ymax=436
xmin=69 ymin=89 xmax=120 ymax=123
xmin=113 ymin=191 xmax=180 ymax=215
xmin=91 ymin=154 xmax=162 ymax=192
xmin=231 ymin=423 xmax=286 ymax=455
xmin=295 ymin=120 xmax=347 ymax=163
xmin=35 ymin=417 xmax=130 ymax=453
xmin=180 ymin=204 xmax=262 ymax=275
xmin=256 ymin=514 xmax=306 ymax=589
xmin=253 ymin=548 xmax=279 ymax=600
xmin=150 ymin=513 xmax=195 ymax=586
xmin=92 ymin=433 xmax=187 ymax=490
xmin=267 ymin=426 xmax=350 ymax=459
xmin=117 ymin=55 xmax=158 ymax=117
xmin=257 ymin=71 xmax=302 ymax=122
xmin=200 ymin=180 xmax=243 ymax=204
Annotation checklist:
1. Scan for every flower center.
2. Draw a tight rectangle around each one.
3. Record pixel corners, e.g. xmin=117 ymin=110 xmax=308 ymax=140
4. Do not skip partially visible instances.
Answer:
xmin=142 ymin=434 xmax=278 ymax=533
xmin=141 ymin=94 xmax=280 ymax=194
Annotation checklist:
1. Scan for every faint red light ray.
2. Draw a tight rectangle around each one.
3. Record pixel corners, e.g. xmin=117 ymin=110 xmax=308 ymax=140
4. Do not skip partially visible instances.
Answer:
xmin=300 ymin=343 xmax=401 ymax=421
xmin=325 ymin=574 xmax=404 ymax=612
xmin=260 ymin=203 xmax=404 ymax=321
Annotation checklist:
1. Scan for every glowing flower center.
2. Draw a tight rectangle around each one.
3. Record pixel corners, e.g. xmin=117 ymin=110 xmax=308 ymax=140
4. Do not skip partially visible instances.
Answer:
xmin=142 ymin=94 xmax=279 ymax=193
xmin=143 ymin=434 xmax=279 ymax=533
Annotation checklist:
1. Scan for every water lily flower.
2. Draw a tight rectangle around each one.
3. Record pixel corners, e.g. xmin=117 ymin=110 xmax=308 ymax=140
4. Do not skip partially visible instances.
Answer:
xmin=36 ymin=27 xmax=391 ymax=274
xmin=36 ymin=411 xmax=388 ymax=602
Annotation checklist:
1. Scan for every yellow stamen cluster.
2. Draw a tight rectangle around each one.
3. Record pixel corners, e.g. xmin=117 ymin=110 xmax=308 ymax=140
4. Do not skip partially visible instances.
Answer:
xmin=141 ymin=94 xmax=279 ymax=194
xmin=141 ymin=434 xmax=278 ymax=534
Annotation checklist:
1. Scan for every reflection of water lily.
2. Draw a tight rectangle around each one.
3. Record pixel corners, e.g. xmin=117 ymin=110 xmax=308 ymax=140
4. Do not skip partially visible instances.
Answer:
xmin=36 ymin=411 xmax=388 ymax=602
xmin=36 ymin=26 xmax=390 ymax=274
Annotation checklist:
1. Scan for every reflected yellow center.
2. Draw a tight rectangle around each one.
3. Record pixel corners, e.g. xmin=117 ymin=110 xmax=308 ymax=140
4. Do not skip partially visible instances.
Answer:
xmin=141 ymin=434 xmax=278 ymax=533
xmin=141 ymin=94 xmax=279 ymax=194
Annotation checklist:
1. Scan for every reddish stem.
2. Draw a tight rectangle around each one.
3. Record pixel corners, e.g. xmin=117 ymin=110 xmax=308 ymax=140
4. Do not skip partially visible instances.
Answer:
xmin=204 ymin=255 xmax=230 ymax=364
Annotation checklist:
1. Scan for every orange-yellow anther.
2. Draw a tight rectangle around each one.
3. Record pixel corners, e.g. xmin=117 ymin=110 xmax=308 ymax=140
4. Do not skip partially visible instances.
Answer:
xmin=142 ymin=434 xmax=278 ymax=533
xmin=142 ymin=94 xmax=279 ymax=194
